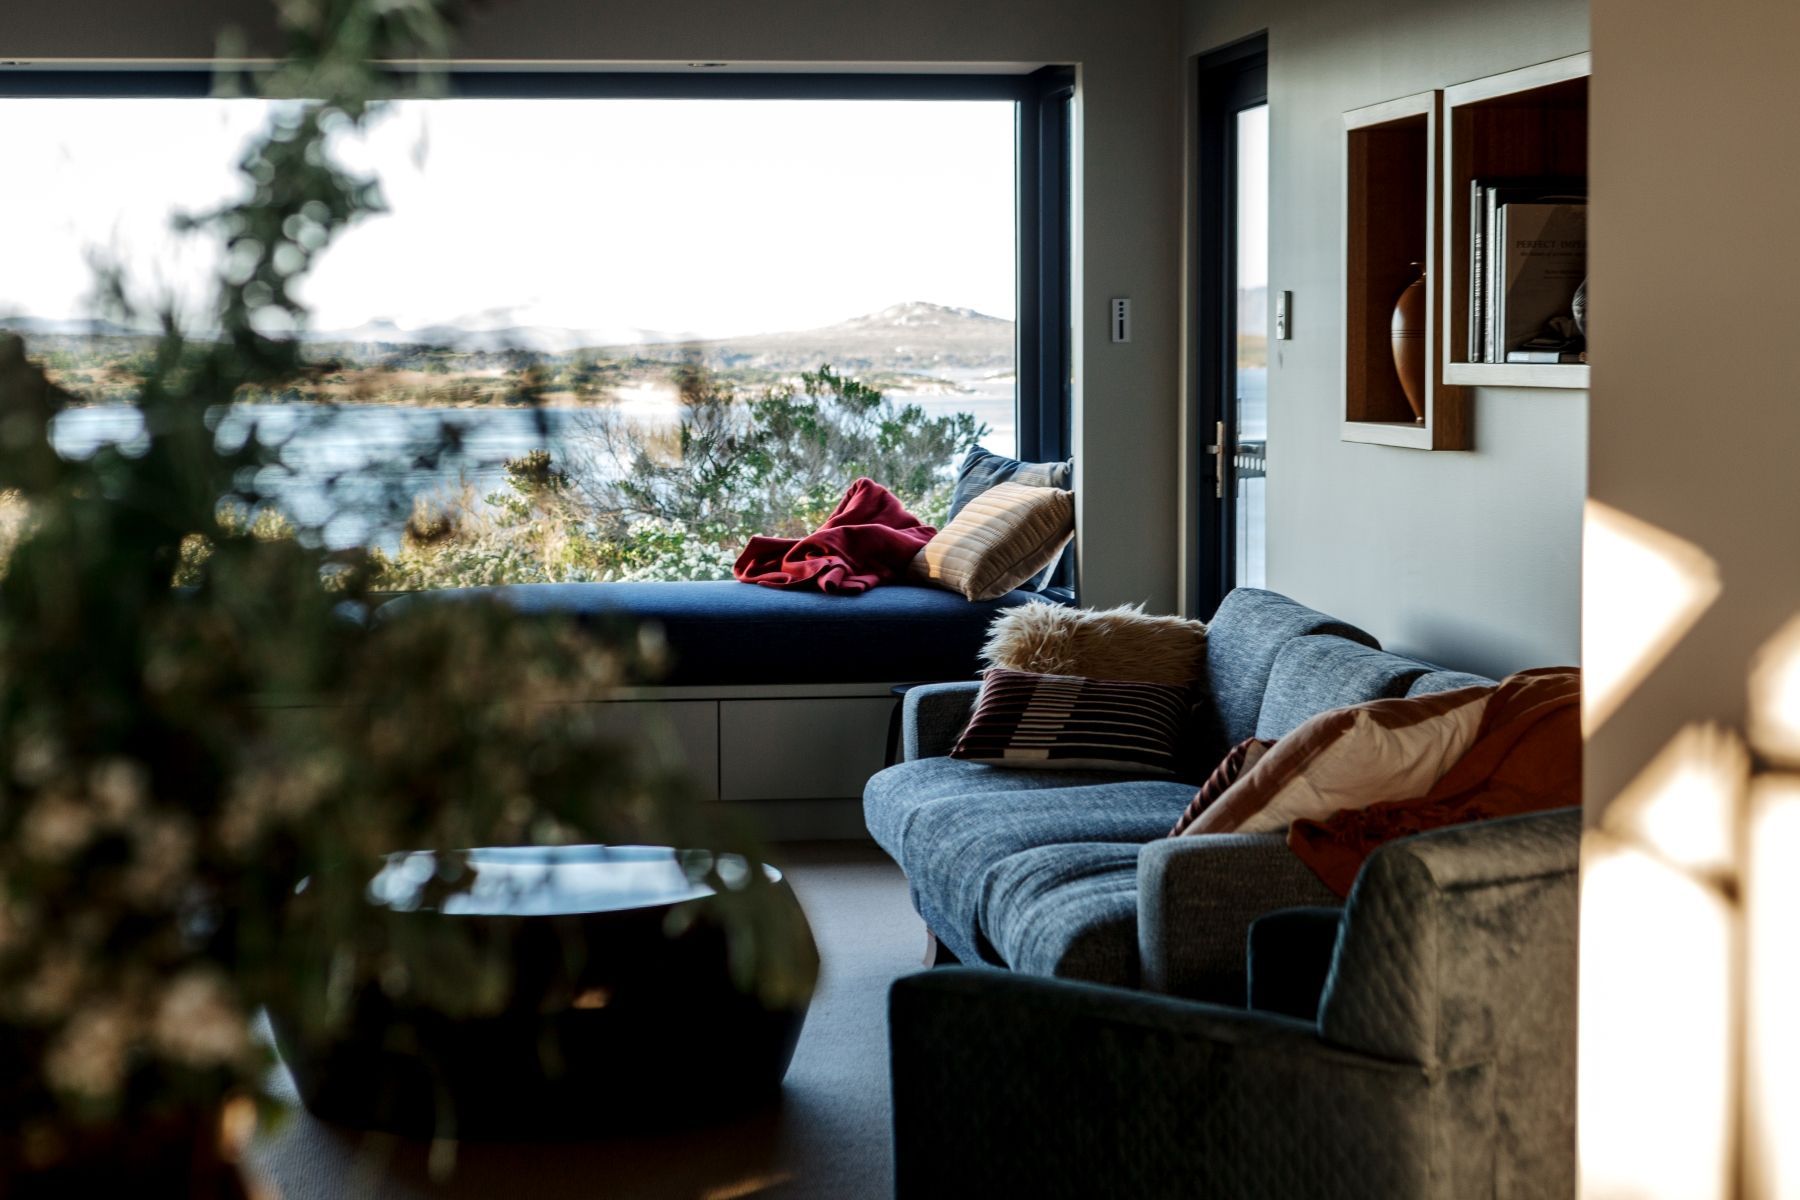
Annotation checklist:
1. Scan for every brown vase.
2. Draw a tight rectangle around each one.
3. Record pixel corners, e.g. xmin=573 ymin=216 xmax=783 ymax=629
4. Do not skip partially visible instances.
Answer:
xmin=1390 ymin=262 xmax=1427 ymax=424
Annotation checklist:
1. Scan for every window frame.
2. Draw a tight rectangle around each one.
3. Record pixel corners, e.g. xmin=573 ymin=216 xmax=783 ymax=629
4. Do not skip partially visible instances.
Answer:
xmin=0 ymin=66 xmax=1075 ymax=469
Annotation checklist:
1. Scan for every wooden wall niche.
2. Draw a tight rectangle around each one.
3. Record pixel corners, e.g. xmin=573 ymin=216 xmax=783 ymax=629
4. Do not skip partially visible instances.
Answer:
xmin=1443 ymin=53 xmax=1590 ymax=389
xmin=1342 ymin=91 xmax=1467 ymax=450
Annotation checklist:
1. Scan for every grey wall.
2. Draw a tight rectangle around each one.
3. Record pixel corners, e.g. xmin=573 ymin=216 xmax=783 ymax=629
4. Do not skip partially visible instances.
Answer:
xmin=4 ymin=0 xmax=1185 ymax=611
xmin=1584 ymin=0 xmax=1800 ymax=811
xmin=1182 ymin=0 xmax=1589 ymax=677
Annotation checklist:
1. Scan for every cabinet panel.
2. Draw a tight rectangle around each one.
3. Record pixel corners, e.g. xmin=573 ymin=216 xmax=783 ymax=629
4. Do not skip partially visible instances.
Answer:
xmin=719 ymin=698 xmax=894 ymax=802
xmin=590 ymin=700 xmax=719 ymax=801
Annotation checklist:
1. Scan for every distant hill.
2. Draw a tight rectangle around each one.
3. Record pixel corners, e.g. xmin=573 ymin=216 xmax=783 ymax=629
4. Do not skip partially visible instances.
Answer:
xmin=305 ymin=319 xmax=639 ymax=355
xmin=6 ymin=303 xmax=1017 ymax=375
xmin=0 ymin=316 xmax=145 ymax=339
xmin=604 ymin=302 xmax=1015 ymax=375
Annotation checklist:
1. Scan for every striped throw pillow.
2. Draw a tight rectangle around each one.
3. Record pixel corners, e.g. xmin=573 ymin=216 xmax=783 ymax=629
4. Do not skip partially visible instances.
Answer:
xmin=1168 ymin=736 xmax=1277 ymax=836
xmin=949 ymin=667 xmax=1191 ymax=776
xmin=911 ymin=481 xmax=1074 ymax=602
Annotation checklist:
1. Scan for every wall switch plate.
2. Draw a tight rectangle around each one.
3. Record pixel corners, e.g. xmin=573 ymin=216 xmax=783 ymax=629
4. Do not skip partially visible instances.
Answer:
xmin=1274 ymin=290 xmax=1292 ymax=340
xmin=1111 ymin=297 xmax=1131 ymax=343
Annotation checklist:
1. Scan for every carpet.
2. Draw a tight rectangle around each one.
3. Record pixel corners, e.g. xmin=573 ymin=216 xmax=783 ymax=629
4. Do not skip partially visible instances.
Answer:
xmin=248 ymin=841 xmax=923 ymax=1200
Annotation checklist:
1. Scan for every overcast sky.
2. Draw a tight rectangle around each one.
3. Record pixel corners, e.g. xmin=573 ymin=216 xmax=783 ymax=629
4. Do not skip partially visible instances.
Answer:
xmin=0 ymin=97 xmax=1018 ymax=340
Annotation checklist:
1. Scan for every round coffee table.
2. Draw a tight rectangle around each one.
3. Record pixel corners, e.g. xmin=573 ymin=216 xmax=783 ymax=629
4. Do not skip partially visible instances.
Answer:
xmin=270 ymin=845 xmax=815 ymax=1139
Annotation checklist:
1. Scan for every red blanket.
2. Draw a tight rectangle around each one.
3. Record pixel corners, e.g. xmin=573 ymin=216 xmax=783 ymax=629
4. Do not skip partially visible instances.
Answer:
xmin=733 ymin=477 xmax=936 ymax=594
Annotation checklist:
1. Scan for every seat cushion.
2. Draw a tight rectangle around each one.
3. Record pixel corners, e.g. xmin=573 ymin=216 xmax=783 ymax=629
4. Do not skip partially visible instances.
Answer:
xmin=1202 ymin=588 xmax=1378 ymax=753
xmin=1254 ymin=635 xmax=1430 ymax=740
xmin=862 ymin=758 xmax=1133 ymax=860
xmin=381 ymin=580 xmax=1043 ymax=686
xmin=900 ymin=781 xmax=1195 ymax=965
xmin=977 ymin=843 xmax=1143 ymax=986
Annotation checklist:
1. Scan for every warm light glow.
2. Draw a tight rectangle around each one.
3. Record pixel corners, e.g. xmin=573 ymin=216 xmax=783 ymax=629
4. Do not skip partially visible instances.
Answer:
xmin=1578 ymin=831 xmax=1737 ymax=1200
xmin=217 ymin=1093 xmax=258 ymax=1161
xmin=1582 ymin=500 xmax=1721 ymax=735
xmin=1600 ymin=723 xmax=1748 ymax=881
xmin=1749 ymin=617 xmax=1800 ymax=768
xmin=1746 ymin=776 xmax=1800 ymax=1199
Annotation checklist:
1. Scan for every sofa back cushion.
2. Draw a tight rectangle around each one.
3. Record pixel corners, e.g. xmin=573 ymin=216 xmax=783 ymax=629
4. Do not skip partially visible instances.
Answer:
xmin=1255 ymin=635 xmax=1429 ymax=739
xmin=1201 ymin=589 xmax=1378 ymax=755
xmin=1407 ymin=668 xmax=1496 ymax=696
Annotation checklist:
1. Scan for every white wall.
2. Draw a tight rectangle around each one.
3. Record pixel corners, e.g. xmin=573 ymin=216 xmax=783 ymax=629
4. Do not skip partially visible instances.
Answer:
xmin=1182 ymin=0 xmax=1589 ymax=676
xmin=5 ymin=0 xmax=1185 ymax=611
xmin=1585 ymin=0 xmax=1800 ymax=810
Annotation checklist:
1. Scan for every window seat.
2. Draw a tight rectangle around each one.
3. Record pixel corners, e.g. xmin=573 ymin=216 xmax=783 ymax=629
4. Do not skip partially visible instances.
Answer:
xmin=386 ymin=580 xmax=1048 ymax=687
xmin=378 ymin=581 xmax=1058 ymax=834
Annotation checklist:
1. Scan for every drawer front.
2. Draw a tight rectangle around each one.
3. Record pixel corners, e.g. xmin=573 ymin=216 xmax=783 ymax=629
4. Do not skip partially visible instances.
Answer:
xmin=591 ymin=700 xmax=720 ymax=801
xmin=719 ymin=697 xmax=895 ymax=802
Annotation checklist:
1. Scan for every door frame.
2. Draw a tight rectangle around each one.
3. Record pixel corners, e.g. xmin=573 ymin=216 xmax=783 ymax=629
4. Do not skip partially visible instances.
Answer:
xmin=1187 ymin=34 xmax=1268 ymax=617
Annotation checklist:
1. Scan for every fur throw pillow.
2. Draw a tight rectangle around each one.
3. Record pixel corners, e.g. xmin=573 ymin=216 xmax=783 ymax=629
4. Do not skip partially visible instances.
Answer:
xmin=981 ymin=601 xmax=1208 ymax=686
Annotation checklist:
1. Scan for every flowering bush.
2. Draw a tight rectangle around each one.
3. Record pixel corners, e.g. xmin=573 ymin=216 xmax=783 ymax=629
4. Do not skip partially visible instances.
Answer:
xmin=364 ymin=361 xmax=984 ymax=590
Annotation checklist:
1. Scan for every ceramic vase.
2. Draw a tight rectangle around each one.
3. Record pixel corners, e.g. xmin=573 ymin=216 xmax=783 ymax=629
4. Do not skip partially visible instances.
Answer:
xmin=1390 ymin=262 xmax=1427 ymax=424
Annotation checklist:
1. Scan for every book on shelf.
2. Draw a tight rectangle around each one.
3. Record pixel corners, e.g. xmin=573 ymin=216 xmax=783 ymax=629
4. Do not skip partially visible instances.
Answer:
xmin=1504 ymin=349 xmax=1586 ymax=364
xmin=1495 ymin=201 xmax=1587 ymax=361
xmin=1467 ymin=178 xmax=1586 ymax=362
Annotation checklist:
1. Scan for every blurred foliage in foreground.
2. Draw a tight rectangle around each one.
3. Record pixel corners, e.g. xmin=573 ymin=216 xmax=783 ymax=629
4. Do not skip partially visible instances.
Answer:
xmin=0 ymin=0 xmax=816 ymax=1183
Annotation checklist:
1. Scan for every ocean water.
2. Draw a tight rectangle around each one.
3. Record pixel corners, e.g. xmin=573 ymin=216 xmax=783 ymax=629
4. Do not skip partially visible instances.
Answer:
xmin=49 ymin=380 xmax=1017 ymax=549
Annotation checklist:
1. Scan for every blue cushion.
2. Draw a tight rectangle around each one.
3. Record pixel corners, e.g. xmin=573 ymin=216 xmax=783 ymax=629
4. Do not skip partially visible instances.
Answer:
xmin=900 ymin=781 xmax=1194 ymax=965
xmin=947 ymin=445 xmax=1074 ymax=591
xmin=978 ymin=843 xmax=1142 ymax=986
xmin=863 ymin=758 xmax=1131 ymax=861
xmin=381 ymin=581 xmax=1041 ymax=686
xmin=1202 ymin=588 xmax=1379 ymax=753
xmin=1407 ymin=669 xmax=1495 ymax=696
xmin=1254 ymin=635 xmax=1431 ymax=740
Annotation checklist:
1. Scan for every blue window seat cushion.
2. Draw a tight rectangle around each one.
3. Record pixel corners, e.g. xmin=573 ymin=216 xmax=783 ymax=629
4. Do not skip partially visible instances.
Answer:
xmin=380 ymin=580 xmax=1049 ymax=687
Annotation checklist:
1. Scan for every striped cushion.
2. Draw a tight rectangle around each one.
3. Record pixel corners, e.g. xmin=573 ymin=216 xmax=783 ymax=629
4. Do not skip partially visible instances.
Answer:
xmin=911 ymin=481 xmax=1074 ymax=602
xmin=1168 ymin=736 xmax=1277 ymax=836
xmin=949 ymin=667 xmax=1191 ymax=777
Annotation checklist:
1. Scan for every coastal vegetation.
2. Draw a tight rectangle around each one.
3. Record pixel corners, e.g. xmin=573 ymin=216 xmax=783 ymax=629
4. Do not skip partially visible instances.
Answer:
xmin=368 ymin=362 xmax=987 ymax=587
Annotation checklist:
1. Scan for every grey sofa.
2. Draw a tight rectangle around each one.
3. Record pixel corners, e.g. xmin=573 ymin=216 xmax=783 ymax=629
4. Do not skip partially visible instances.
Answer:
xmin=861 ymin=587 xmax=1493 ymax=1002
xmin=888 ymin=807 xmax=1580 ymax=1199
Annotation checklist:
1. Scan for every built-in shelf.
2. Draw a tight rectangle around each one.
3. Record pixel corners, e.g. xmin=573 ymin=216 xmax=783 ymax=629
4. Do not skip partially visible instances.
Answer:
xmin=1341 ymin=90 xmax=1468 ymax=450
xmin=1442 ymin=52 xmax=1590 ymax=391
xmin=1444 ymin=361 xmax=1589 ymax=390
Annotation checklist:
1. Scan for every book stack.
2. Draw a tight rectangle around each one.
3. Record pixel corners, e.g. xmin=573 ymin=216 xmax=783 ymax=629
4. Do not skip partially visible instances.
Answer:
xmin=1467 ymin=179 xmax=1588 ymax=364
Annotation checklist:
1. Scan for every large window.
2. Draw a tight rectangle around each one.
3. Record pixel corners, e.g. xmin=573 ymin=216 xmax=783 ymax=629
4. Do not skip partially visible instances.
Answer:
xmin=0 ymin=75 xmax=1068 ymax=586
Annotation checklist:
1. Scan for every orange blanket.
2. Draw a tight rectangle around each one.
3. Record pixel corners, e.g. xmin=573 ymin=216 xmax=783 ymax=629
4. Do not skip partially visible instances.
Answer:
xmin=1287 ymin=666 xmax=1581 ymax=896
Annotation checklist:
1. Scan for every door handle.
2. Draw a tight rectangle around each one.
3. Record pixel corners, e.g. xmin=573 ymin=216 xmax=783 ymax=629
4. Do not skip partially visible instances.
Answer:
xmin=1204 ymin=419 xmax=1227 ymax=499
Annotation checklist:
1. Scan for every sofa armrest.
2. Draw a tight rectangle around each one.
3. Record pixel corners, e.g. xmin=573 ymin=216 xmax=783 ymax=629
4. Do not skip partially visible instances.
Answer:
xmin=1137 ymin=834 xmax=1341 ymax=1003
xmin=902 ymin=680 xmax=983 ymax=761
xmin=890 ymin=968 xmax=1428 ymax=1200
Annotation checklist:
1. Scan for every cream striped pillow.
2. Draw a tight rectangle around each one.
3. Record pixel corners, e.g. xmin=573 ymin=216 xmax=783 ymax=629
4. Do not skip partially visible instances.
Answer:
xmin=911 ymin=481 xmax=1074 ymax=602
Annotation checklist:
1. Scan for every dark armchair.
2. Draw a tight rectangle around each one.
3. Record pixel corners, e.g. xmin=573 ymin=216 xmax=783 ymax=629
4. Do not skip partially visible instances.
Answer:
xmin=888 ymin=808 xmax=1579 ymax=1199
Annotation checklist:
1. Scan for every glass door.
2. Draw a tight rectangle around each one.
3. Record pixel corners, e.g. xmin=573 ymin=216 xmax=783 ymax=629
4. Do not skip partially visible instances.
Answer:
xmin=1232 ymin=102 xmax=1269 ymax=588
xmin=1191 ymin=39 xmax=1268 ymax=613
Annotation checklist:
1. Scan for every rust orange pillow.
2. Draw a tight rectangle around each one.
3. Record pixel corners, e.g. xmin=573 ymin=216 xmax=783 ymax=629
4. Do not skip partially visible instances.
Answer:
xmin=1287 ymin=667 xmax=1581 ymax=895
xmin=1182 ymin=685 xmax=1494 ymax=836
